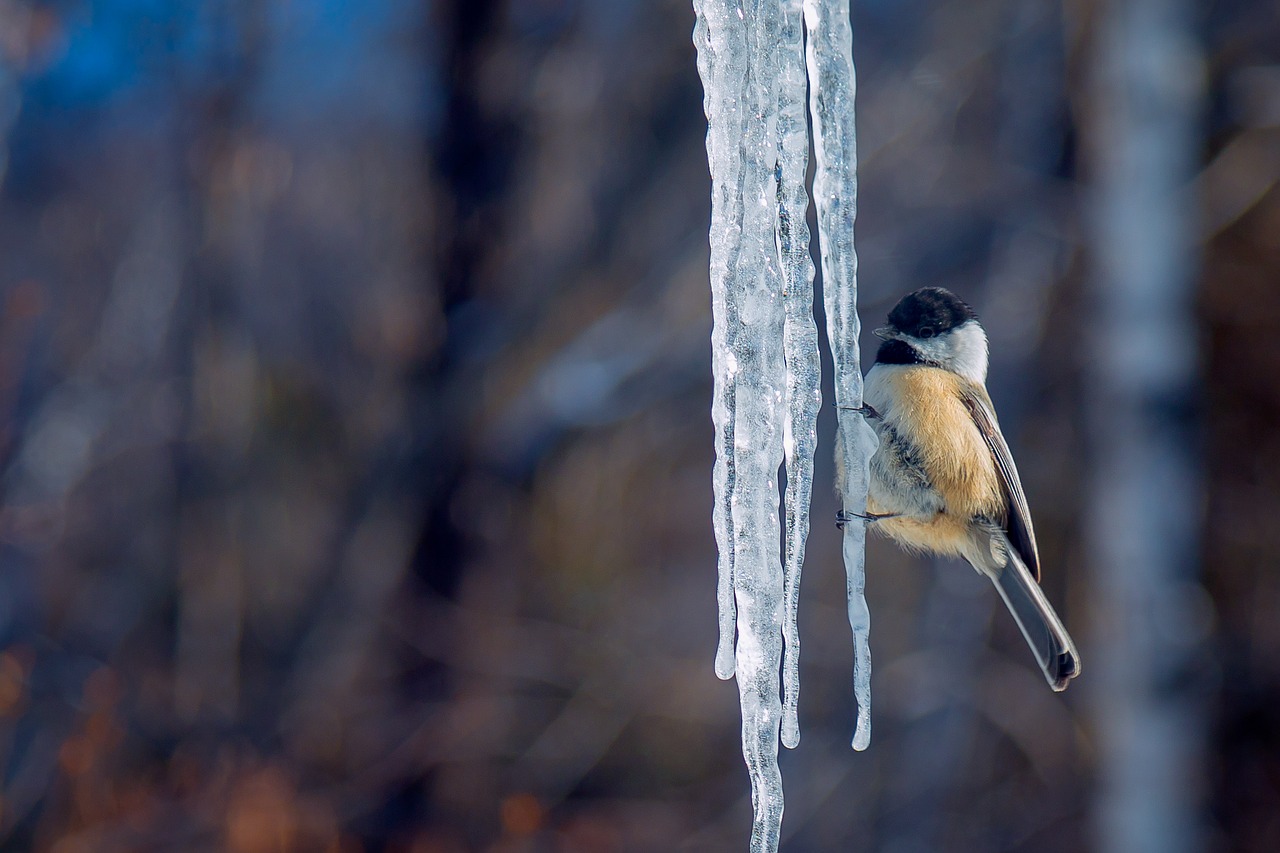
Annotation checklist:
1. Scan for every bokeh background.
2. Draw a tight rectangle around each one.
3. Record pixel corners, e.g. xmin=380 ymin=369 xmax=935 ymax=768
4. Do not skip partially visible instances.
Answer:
xmin=0 ymin=0 xmax=1276 ymax=850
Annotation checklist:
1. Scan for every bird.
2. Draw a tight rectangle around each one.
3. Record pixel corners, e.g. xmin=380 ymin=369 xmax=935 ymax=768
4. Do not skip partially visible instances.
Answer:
xmin=845 ymin=286 xmax=1080 ymax=691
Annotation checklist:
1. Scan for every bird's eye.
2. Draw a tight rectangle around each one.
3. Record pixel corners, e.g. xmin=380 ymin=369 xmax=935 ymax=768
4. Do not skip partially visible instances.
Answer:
xmin=919 ymin=327 xmax=935 ymax=339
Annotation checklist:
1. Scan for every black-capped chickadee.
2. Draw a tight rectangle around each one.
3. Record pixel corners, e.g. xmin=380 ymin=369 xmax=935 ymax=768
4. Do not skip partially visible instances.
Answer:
xmin=845 ymin=287 xmax=1080 ymax=691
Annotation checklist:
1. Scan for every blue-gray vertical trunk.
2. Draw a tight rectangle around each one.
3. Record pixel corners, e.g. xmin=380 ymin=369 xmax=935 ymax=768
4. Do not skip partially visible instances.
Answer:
xmin=1088 ymin=0 xmax=1207 ymax=850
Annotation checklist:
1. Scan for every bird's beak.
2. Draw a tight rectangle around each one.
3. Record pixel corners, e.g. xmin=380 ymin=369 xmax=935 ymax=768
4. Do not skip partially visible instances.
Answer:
xmin=873 ymin=327 xmax=895 ymax=341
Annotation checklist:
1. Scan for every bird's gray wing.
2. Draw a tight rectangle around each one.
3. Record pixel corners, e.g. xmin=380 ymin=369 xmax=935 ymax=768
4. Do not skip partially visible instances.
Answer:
xmin=960 ymin=385 xmax=1041 ymax=581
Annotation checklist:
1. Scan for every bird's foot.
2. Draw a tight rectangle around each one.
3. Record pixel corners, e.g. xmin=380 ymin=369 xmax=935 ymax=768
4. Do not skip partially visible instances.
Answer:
xmin=839 ymin=403 xmax=881 ymax=420
xmin=836 ymin=509 xmax=901 ymax=529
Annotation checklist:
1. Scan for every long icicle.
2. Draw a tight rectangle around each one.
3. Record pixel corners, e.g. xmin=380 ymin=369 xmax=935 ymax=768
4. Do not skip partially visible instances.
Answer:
xmin=775 ymin=0 xmax=820 ymax=752
xmin=734 ymin=1 xmax=788 ymax=846
xmin=803 ymin=0 xmax=878 ymax=751
xmin=696 ymin=0 xmax=789 ymax=847
xmin=694 ymin=0 xmax=747 ymax=684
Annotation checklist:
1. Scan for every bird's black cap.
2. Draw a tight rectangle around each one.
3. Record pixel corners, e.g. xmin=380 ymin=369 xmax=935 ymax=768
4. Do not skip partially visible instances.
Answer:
xmin=886 ymin=287 xmax=978 ymax=338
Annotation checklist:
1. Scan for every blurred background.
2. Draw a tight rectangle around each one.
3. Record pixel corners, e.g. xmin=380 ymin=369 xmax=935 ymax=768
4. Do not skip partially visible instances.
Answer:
xmin=0 ymin=0 xmax=1276 ymax=850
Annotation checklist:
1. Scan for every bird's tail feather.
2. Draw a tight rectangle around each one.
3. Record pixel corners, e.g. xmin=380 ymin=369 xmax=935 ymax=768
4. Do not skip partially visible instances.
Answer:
xmin=985 ymin=540 xmax=1080 ymax=692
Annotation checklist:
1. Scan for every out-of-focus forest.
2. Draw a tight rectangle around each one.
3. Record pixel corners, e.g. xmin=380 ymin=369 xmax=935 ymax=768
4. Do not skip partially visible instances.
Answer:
xmin=0 ymin=0 xmax=1277 ymax=850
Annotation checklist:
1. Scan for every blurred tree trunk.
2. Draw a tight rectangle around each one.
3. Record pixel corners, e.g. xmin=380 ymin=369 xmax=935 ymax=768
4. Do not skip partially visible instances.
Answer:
xmin=1086 ymin=0 xmax=1208 ymax=851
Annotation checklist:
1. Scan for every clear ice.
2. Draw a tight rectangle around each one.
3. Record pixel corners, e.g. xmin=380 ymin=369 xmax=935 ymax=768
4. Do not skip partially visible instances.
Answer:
xmin=803 ymin=0 xmax=878 ymax=752
xmin=693 ymin=0 xmax=876 ymax=848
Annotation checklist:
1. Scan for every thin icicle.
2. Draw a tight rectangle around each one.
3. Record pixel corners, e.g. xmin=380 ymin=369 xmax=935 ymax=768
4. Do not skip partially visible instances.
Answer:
xmin=775 ymin=0 xmax=820 ymax=752
xmin=696 ymin=0 xmax=790 ymax=847
xmin=733 ymin=1 xmax=788 ymax=846
xmin=803 ymin=0 xmax=878 ymax=750
xmin=694 ymin=0 xmax=748 ymax=683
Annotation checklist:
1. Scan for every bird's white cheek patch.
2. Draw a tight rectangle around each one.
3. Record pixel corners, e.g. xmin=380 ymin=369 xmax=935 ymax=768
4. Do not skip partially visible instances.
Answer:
xmin=944 ymin=322 xmax=989 ymax=384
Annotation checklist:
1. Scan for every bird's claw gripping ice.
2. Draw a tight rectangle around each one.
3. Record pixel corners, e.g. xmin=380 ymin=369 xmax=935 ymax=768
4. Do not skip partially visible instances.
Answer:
xmin=836 ymin=509 xmax=901 ymax=528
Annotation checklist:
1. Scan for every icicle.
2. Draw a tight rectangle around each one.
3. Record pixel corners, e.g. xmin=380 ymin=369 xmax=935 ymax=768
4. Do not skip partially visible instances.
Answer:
xmin=775 ymin=0 xmax=820 ymax=752
xmin=694 ymin=0 xmax=870 ymax=844
xmin=695 ymin=0 xmax=789 ymax=847
xmin=803 ymin=0 xmax=878 ymax=751
xmin=735 ymin=1 xmax=788 ymax=846
xmin=694 ymin=0 xmax=747 ymax=686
